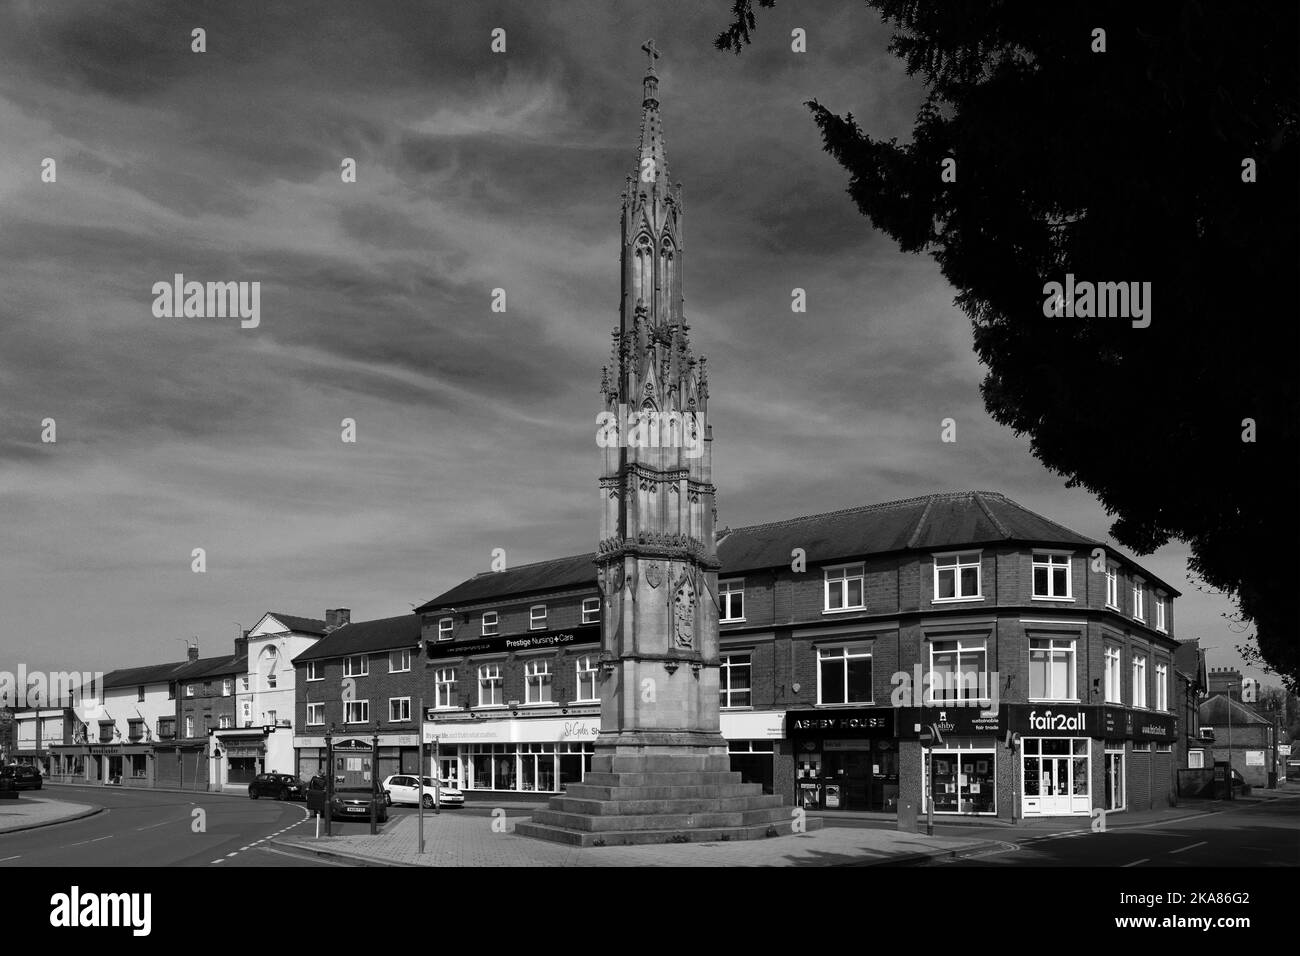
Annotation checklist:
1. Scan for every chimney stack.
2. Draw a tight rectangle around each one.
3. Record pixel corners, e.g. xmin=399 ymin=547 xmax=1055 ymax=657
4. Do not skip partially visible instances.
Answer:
xmin=325 ymin=608 xmax=351 ymax=630
xmin=188 ymin=641 xmax=200 ymax=662
xmin=234 ymin=631 xmax=249 ymax=662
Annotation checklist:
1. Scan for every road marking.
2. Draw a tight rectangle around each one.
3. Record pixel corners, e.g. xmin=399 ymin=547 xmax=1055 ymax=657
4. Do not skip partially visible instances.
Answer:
xmin=1122 ymin=858 xmax=1149 ymax=867
xmin=211 ymin=859 xmax=225 ymax=864
xmin=1169 ymin=841 xmax=1207 ymax=855
xmin=135 ymin=820 xmax=173 ymax=832
xmin=0 ymin=855 xmax=20 ymax=863
xmin=226 ymin=852 xmax=238 ymax=857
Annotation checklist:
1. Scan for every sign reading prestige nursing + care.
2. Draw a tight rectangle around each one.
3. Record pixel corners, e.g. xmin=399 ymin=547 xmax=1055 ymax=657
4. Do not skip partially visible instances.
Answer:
xmin=426 ymin=624 xmax=600 ymax=659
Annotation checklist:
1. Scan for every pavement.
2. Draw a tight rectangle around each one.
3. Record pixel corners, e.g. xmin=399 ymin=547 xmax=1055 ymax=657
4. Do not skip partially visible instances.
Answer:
xmin=0 ymin=793 xmax=102 ymax=833
xmin=275 ymin=809 xmax=1000 ymax=867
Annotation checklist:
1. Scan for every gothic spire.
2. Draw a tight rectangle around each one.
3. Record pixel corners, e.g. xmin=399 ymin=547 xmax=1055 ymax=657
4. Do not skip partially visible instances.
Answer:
xmin=636 ymin=38 xmax=669 ymax=191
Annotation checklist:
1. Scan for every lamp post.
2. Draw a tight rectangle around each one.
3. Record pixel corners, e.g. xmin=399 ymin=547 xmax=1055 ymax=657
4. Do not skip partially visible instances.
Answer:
xmin=324 ymin=723 xmax=335 ymax=837
xmin=370 ymin=724 xmax=380 ymax=835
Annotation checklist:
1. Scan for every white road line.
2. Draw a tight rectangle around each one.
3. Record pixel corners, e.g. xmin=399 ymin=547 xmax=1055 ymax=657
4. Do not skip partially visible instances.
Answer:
xmin=1122 ymin=858 xmax=1149 ymax=867
xmin=211 ymin=859 xmax=225 ymax=864
xmin=0 ymin=855 xmax=20 ymax=863
xmin=135 ymin=820 xmax=172 ymax=832
xmin=1169 ymin=841 xmax=1207 ymax=855
xmin=240 ymin=846 xmax=251 ymax=851
xmin=226 ymin=852 xmax=238 ymax=857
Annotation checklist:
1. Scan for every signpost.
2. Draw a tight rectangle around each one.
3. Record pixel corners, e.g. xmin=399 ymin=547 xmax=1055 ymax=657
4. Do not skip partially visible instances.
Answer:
xmin=919 ymin=722 xmax=943 ymax=836
xmin=418 ymin=698 xmax=425 ymax=854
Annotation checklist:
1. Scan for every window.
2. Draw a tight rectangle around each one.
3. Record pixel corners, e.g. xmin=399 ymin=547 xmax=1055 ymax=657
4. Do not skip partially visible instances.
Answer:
xmin=219 ymin=715 xmax=231 ymax=729
xmin=157 ymin=718 xmax=175 ymax=740
xmin=222 ymin=678 xmax=232 ymax=697
xmin=1104 ymin=646 xmax=1123 ymax=703
xmin=137 ymin=685 xmax=145 ymax=703
xmin=1132 ymin=581 xmax=1145 ymax=621
xmin=1105 ymin=564 xmax=1119 ymax=609
xmin=1132 ymin=654 xmax=1148 ymax=708
xmin=478 ymin=663 xmax=503 ymax=706
xmin=824 ymin=564 xmax=865 ymax=612
xmin=818 ymin=644 xmax=873 ymax=705
xmin=719 ymin=654 xmax=752 ymax=707
xmin=575 ymin=656 xmax=599 ymax=702
xmin=934 ymin=553 xmax=981 ymax=601
xmin=185 ymin=684 xmax=194 ymax=698
xmin=184 ymin=716 xmax=194 ymax=738
xmin=435 ymin=668 xmax=457 ymax=709
xmin=128 ymin=719 xmax=144 ymax=741
xmin=389 ymin=649 xmax=412 ymax=673
xmin=240 ymin=676 xmax=250 ymax=693
xmin=1032 ymin=553 xmax=1072 ymax=599
xmin=582 ymin=598 xmax=600 ymax=625
xmin=266 ymin=672 xmax=277 ymax=690
xmin=1155 ymin=742 xmax=1172 ymax=753
xmin=530 ymin=605 xmax=547 ymax=630
xmin=482 ymin=612 xmax=499 ymax=637
xmin=1155 ymin=595 xmax=1167 ymax=632
xmin=344 ymin=655 xmax=368 ymax=677
xmin=438 ymin=617 xmax=453 ymax=641
xmin=1155 ymin=662 xmax=1168 ymax=711
xmin=929 ymin=638 xmax=988 ymax=704
xmin=525 ymin=660 xmax=552 ymax=704
xmin=389 ymin=697 xmax=412 ymax=722
xmin=307 ymin=662 xmax=323 ymax=682
xmin=344 ymin=700 xmax=369 ymax=724
xmin=203 ymin=681 xmax=213 ymax=696
xmin=264 ymin=710 xmax=275 ymax=727
xmin=719 ymin=580 xmax=745 ymax=621
xmin=168 ymin=682 xmax=176 ymax=700
xmin=307 ymin=703 xmax=324 ymax=726
xmin=1029 ymin=637 xmax=1077 ymax=701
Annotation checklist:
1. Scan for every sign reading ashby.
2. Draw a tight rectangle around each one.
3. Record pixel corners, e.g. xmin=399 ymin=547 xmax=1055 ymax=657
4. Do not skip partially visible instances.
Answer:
xmin=896 ymin=706 xmax=1003 ymax=738
xmin=426 ymin=625 xmax=600 ymax=660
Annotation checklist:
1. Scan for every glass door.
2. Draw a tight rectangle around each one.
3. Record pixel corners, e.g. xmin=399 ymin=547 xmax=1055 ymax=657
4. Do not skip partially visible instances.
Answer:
xmin=1105 ymin=751 xmax=1125 ymax=810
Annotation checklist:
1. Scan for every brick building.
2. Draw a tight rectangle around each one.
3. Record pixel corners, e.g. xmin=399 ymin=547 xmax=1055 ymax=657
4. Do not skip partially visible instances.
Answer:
xmin=1200 ymin=694 xmax=1276 ymax=787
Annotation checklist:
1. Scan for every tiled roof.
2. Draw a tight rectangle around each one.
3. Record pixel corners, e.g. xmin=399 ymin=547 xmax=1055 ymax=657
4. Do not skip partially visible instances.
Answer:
xmin=170 ymin=654 xmax=245 ymax=681
xmin=102 ymin=661 xmax=192 ymax=689
xmin=264 ymin=613 xmax=328 ymax=636
xmin=1199 ymin=694 xmax=1270 ymax=726
xmin=292 ymin=614 xmax=422 ymax=664
xmin=414 ymin=491 xmax=1176 ymax=609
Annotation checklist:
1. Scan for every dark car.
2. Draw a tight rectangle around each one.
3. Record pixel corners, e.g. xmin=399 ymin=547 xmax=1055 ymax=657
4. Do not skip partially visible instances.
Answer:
xmin=305 ymin=776 xmax=388 ymax=822
xmin=247 ymin=772 xmax=306 ymax=801
xmin=0 ymin=765 xmax=43 ymax=791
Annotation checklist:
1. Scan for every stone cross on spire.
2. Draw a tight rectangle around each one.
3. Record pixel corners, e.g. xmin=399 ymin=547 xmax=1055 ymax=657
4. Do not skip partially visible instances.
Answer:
xmin=641 ymin=38 xmax=660 ymax=72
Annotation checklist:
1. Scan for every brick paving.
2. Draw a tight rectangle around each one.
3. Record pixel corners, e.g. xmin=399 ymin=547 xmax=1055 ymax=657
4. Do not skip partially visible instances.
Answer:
xmin=277 ymin=811 xmax=992 ymax=867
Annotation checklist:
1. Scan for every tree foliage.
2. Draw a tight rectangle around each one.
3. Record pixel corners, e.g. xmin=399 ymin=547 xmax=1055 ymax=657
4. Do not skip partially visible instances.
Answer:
xmin=717 ymin=1 xmax=1299 ymax=684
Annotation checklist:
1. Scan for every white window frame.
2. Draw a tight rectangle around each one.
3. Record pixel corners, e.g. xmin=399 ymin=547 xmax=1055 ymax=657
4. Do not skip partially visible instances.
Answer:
xmin=184 ymin=716 xmax=194 ymax=738
xmin=928 ymin=637 xmax=989 ymax=704
xmin=438 ymin=617 xmax=453 ymax=641
xmin=817 ymin=643 xmax=874 ymax=705
xmin=388 ymin=697 xmax=411 ymax=722
xmin=481 ymin=612 xmax=499 ymax=637
xmin=823 ymin=563 xmax=866 ymax=613
xmin=1154 ymin=662 xmax=1168 ymax=712
xmin=219 ymin=715 xmax=231 ymax=729
xmin=524 ymin=659 xmax=553 ymax=704
xmin=719 ymin=653 xmax=753 ymax=708
xmin=719 ymin=579 xmax=745 ymax=622
xmin=1132 ymin=580 xmax=1146 ymax=621
xmin=1104 ymin=645 xmax=1123 ymax=704
xmin=306 ymin=702 xmax=325 ymax=726
xmin=1031 ymin=552 xmax=1073 ymax=600
xmin=344 ymin=655 xmax=368 ymax=677
xmin=581 ymin=598 xmax=600 ymax=625
xmin=1154 ymin=595 xmax=1167 ymax=633
xmin=933 ymin=552 xmax=982 ymax=603
xmin=574 ymin=656 xmax=599 ymax=702
xmin=389 ymin=648 xmax=412 ymax=673
xmin=1105 ymin=563 xmax=1120 ymax=610
xmin=434 ymin=668 xmax=457 ymax=709
xmin=478 ymin=663 xmax=503 ymax=707
xmin=1132 ymin=653 xmax=1148 ymax=709
xmin=1028 ymin=636 xmax=1078 ymax=702
xmin=530 ymin=605 xmax=547 ymax=631
xmin=185 ymin=684 xmax=194 ymax=698
xmin=307 ymin=661 xmax=323 ymax=682
xmin=344 ymin=700 xmax=370 ymax=724
xmin=221 ymin=679 xmax=232 ymax=697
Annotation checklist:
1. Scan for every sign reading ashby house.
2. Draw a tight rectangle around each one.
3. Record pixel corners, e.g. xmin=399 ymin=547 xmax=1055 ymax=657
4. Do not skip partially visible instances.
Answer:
xmin=426 ymin=625 xmax=600 ymax=660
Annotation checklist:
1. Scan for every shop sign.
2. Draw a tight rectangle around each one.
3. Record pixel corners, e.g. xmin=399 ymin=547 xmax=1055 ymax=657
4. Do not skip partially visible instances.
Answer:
xmin=225 ymin=746 xmax=262 ymax=758
xmin=1099 ymin=706 xmax=1175 ymax=741
xmin=896 ymin=706 xmax=1004 ymax=738
xmin=88 ymin=746 xmax=120 ymax=755
xmin=720 ymin=711 xmax=784 ymax=739
xmin=787 ymin=708 xmax=893 ymax=737
xmin=332 ymin=738 xmax=373 ymax=751
xmin=1006 ymin=705 xmax=1092 ymax=736
xmin=422 ymin=716 xmax=601 ymax=745
xmin=426 ymin=625 xmax=600 ymax=660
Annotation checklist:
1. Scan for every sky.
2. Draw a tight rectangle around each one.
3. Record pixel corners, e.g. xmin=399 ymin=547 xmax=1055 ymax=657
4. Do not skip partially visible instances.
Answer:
xmin=0 ymin=0 xmax=1260 ymax=682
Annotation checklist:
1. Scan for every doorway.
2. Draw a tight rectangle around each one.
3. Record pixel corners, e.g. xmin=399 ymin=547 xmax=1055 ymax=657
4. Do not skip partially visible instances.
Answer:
xmin=1105 ymin=748 xmax=1126 ymax=811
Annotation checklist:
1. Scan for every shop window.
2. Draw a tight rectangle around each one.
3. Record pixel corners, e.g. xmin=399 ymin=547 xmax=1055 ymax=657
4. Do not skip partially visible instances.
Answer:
xmin=928 ymin=638 xmax=988 ymax=703
xmin=130 ymin=755 xmax=147 ymax=778
xmin=1029 ymin=637 xmax=1077 ymax=700
xmin=478 ymin=663 xmax=503 ymax=707
xmin=933 ymin=552 xmax=981 ymax=601
xmin=1032 ymin=553 xmax=1072 ymax=599
xmin=727 ymin=740 xmax=775 ymax=794
xmin=719 ymin=580 xmax=745 ymax=621
xmin=435 ymin=668 xmax=457 ymax=708
xmin=925 ymin=750 xmax=996 ymax=814
xmin=719 ymin=654 xmax=752 ymax=708
xmin=581 ymin=598 xmax=600 ymax=625
xmin=575 ymin=657 xmax=599 ymax=702
xmin=824 ymin=564 xmax=865 ymax=612
xmin=818 ymin=644 xmax=873 ymax=704
xmin=525 ymin=660 xmax=552 ymax=704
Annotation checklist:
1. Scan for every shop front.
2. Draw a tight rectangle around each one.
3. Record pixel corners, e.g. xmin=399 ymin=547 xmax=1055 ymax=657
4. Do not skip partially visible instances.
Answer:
xmin=423 ymin=714 xmax=600 ymax=794
xmin=292 ymin=733 xmax=422 ymax=785
xmin=55 ymin=743 xmax=156 ymax=786
xmin=899 ymin=706 xmax=1004 ymax=816
xmin=1007 ymin=704 xmax=1093 ymax=816
xmin=787 ymin=707 xmax=898 ymax=812
xmin=721 ymin=710 xmax=784 ymax=795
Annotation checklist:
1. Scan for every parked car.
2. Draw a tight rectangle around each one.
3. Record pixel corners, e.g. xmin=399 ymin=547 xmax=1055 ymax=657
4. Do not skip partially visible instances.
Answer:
xmin=304 ymin=776 xmax=389 ymax=822
xmin=0 ymin=765 xmax=43 ymax=790
xmin=247 ymin=772 xmax=306 ymax=801
xmin=382 ymin=774 xmax=465 ymax=808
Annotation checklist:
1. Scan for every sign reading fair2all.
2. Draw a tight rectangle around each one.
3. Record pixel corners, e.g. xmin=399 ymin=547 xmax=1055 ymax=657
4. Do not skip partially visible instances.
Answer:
xmin=1008 ymin=705 xmax=1093 ymax=737
xmin=426 ymin=625 xmax=600 ymax=660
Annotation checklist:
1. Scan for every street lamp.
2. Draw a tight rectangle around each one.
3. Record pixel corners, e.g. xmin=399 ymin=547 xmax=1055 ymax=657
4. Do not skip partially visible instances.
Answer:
xmin=324 ymin=723 xmax=335 ymax=837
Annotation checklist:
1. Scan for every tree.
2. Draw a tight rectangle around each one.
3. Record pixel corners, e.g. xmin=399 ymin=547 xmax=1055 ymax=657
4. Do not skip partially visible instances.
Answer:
xmin=717 ymin=1 xmax=1299 ymax=685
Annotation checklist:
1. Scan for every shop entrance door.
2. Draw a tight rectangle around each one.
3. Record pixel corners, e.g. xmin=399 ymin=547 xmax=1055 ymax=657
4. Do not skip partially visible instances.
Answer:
xmin=1105 ymin=751 xmax=1125 ymax=810
xmin=438 ymin=757 xmax=458 ymax=788
xmin=1040 ymin=756 xmax=1071 ymax=814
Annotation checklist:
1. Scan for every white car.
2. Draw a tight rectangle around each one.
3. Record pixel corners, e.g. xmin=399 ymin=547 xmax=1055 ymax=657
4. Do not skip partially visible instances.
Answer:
xmin=382 ymin=774 xmax=465 ymax=808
